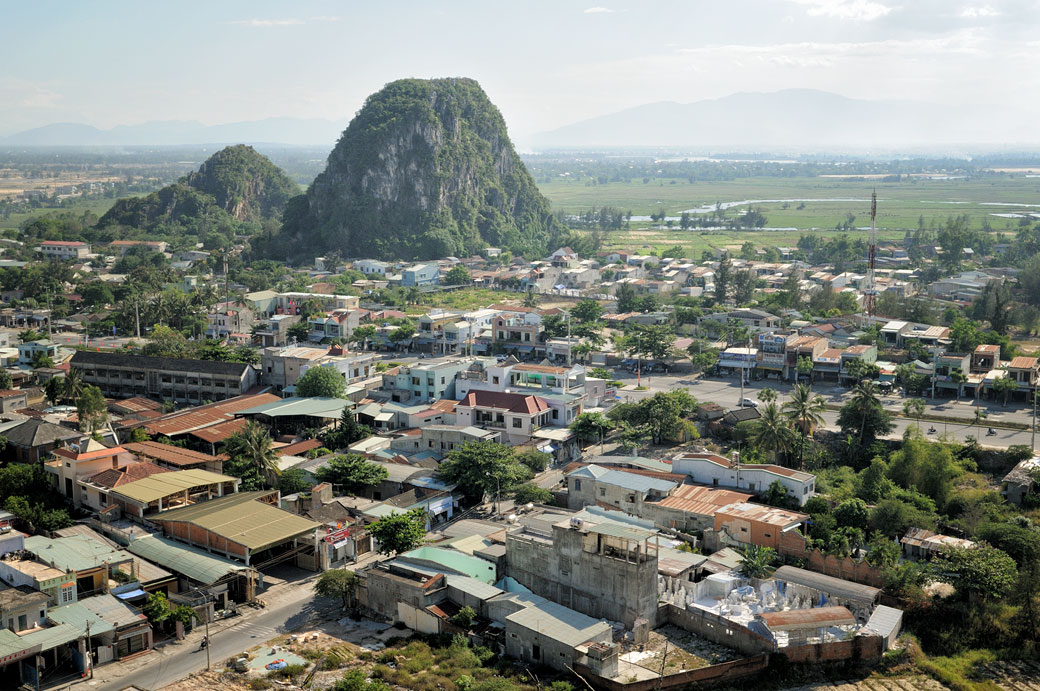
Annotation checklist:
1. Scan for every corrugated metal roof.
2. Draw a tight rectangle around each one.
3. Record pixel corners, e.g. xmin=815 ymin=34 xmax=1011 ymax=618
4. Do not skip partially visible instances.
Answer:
xmin=594 ymin=468 xmax=677 ymax=493
xmin=238 ymin=397 xmax=350 ymax=419
xmin=863 ymin=604 xmax=903 ymax=639
xmin=657 ymin=485 xmax=754 ymax=515
xmin=124 ymin=441 xmax=220 ymax=466
xmin=759 ymin=606 xmax=856 ymax=630
xmin=399 ymin=547 xmax=497 ymax=584
xmin=445 ymin=574 xmax=505 ymax=601
xmin=774 ymin=565 xmax=880 ymax=604
xmin=582 ymin=521 xmax=655 ymax=542
xmin=111 ymin=469 xmax=235 ymax=504
xmin=126 ymin=534 xmax=250 ymax=584
xmin=152 ymin=492 xmax=320 ymax=551
xmin=716 ymin=503 xmax=808 ymax=527
xmin=24 ymin=534 xmax=129 ymax=574
xmin=505 ymin=597 xmax=611 ymax=646
xmin=0 ymin=623 xmax=81 ymax=658
xmin=48 ymin=593 xmax=144 ymax=635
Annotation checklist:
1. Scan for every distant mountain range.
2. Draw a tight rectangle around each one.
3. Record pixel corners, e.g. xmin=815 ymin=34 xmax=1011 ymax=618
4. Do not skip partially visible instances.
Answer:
xmin=530 ymin=89 xmax=1034 ymax=149
xmin=0 ymin=117 xmax=345 ymax=147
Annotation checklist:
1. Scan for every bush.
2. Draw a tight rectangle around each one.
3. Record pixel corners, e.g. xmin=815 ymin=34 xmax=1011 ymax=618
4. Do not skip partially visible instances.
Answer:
xmin=512 ymin=483 xmax=552 ymax=505
xmin=267 ymin=663 xmax=308 ymax=680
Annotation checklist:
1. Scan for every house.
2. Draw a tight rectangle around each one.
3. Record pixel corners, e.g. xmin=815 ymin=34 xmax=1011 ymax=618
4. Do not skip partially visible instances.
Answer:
xmin=381 ymin=357 xmax=477 ymax=404
xmin=70 ymin=351 xmax=258 ymax=403
xmin=17 ymin=340 xmax=60 ymax=366
xmin=354 ymin=259 xmax=391 ymax=276
xmin=839 ymin=344 xmax=878 ymax=383
xmin=702 ymin=309 xmax=780 ymax=332
xmin=122 ymin=442 xmax=224 ymax=474
xmin=78 ymin=462 xmax=172 ymax=513
xmin=900 ymin=527 xmax=976 ymax=560
xmin=565 ymin=465 xmax=678 ymax=512
xmin=0 ymin=389 xmax=27 ymax=413
xmin=47 ymin=593 xmax=153 ymax=662
xmin=0 ymin=583 xmax=50 ymax=634
xmin=786 ymin=336 xmax=828 ymax=381
xmin=39 ymin=241 xmax=90 ymax=260
xmin=503 ymin=595 xmax=614 ymax=673
xmin=1006 ymin=356 xmax=1040 ymax=396
xmin=454 ymin=390 xmax=552 ymax=446
xmin=879 ymin=320 xmax=912 ymax=346
xmin=713 ymin=502 xmax=809 ymax=550
xmin=756 ymin=332 xmax=796 ymax=380
xmin=3 ymin=419 xmax=84 ymax=463
xmin=971 ymin=344 xmax=1000 ymax=374
xmin=1001 ymin=456 xmax=1040 ymax=506
xmin=108 ymin=240 xmax=168 ymax=256
xmin=672 ymin=452 xmax=816 ymax=505
xmin=21 ymin=534 xmax=135 ymax=600
xmin=401 ymin=264 xmax=440 ymax=287
xmin=44 ymin=440 xmax=137 ymax=508
xmin=106 ymin=469 xmax=239 ymax=518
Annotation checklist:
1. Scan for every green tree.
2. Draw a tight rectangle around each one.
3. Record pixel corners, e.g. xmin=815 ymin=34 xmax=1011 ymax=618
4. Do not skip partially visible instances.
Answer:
xmin=992 ymin=372 xmax=1018 ymax=406
xmin=833 ymin=498 xmax=869 ymax=529
xmin=287 ymin=321 xmax=311 ymax=343
xmin=0 ymin=369 xmax=12 ymax=391
xmin=369 ymin=508 xmax=427 ymax=555
xmin=513 ymin=483 xmax=552 ymax=505
xmin=750 ymin=402 xmax=796 ymax=466
xmin=865 ymin=532 xmax=900 ymax=569
xmin=570 ymin=299 xmax=604 ymax=324
xmin=714 ymin=256 xmax=731 ymax=302
xmin=76 ymin=384 xmax=108 ymax=434
xmin=570 ymin=412 xmax=614 ymax=448
xmin=760 ymin=480 xmax=797 ymax=510
xmin=322 ymin=408 xmax=371 ymax=450
xmin=443 ymin=265 xmax=471 ymax=285
xmin=314 ymin=454 xmax=388 ymax=494
xmin=314 ymin=569 xmax=359 ymax=610
xmin=868 ymin=497 xmax=936 ymax=538
xmin=30 ymin=351 xmax=54 ymax=369
xmin=783 ymin=383 xmax=825 ymax=467
xmin=838 ymin=379 xmax=893 ymax=445
xmin=515 ymin=448 xmax=550 ymax=474
xmin=739 ymin=545 xmax=776 ymax=578
xmin=437 ymin=441 xmax=531 ymax=502
xmin=62 ymin=367 xmax=83 ymax=402
xmin=796 ymin=356 xmax=814 ymax=379
xmin=143 ymin=591 xmax=172 ymax=626
xmin=615 ymin=282 xmax=638 ymax=313
xmin=18 ymin=328 xmax=43 ymax=344
xmin=44 ymin=377 xmax=64 ymax=406
xmin=449 ymin=605 xmax=476 ymax=629
xmin=934 ymin=545 xmax=1017 ymax=600
xmin=277 ymin=468 xmax=311 ymax=495
xmin=223 ymin=421 xmax=280 ymax=489
xmin=758 ymin=388 xmax=777 ymax=404
xmin=857 ymin=457 xmax=894 ymax=503
xmin=688 ymin=346 xmax=719 ymax=373
xmin=902 ymin=398 xmax=926 ymax=431
xmin=349 ymin=324 xmax=377 ymax=351
xmin=296 ymin=366 xmax=348 ymax=398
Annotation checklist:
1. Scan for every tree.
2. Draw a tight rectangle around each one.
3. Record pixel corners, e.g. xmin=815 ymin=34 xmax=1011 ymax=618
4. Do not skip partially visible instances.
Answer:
xmin=570 ymin=299 xmax=603 ymax=324
xmin=30 ymin=351 xmax=54 ymax=369
xmin=608 ymin=390 xmax=698 ymax=445
xmin=761 ymin=480 xmax=797 ymax=510
xmin=44 ymin=377 xmax=64 ymax=407
xmin=223 ymin=421 xmax=280 ymax=489
xmin=315 ymin=454 xmax=389 ymax=494
xmin=0 ymin=369 xmax=12 ymax=391
xmin=615 ymin=283 xmax=638 ymax=313
xmin=322 ymin=408 xmax=371 ymax=450
xmin=934 ymin=545 xmax=1018 ymax=600
xmin=783 ymin=383 xmax=825 ymax=467
xmin=296 ymin=366 xmax=348 ymax=398
xmin=389 ymin=325 xmax=415 ymax=346
xmin=314 ymin=569 xmax=359 ymax=610
xmin=758 ymin=388 xmax=777 ymax=404
xmin=449 ymin=605 xmax=476 ymax=629
xmin=796 ymin=356 xmax=814 ymax=380
xmin=751 ymin=402 xmax=797 ymax=466
xmin=992 ymin=372 xmax=1018 ymax=406
xmin=688 ymin=346 xmax=719 ymax=373
xmin=902 ymin=398 xmax=926 ymax=431
xmin=570 ymin=412 xmax=614 ymax=448
xmin=516 ymin=448 xmax=550 ymax=474
xmin=714 ymin=257 xmax=731 ymax=302
xmin=626 ymin=324 xmax=672 ymax=363
xmin=277 ymin=468 xmax=311 ymax=495
xmin=513 ymin=483 xmax=552 ymax=505
xmin=838 ymin=380 xmax=893 ymax=445
xmin=369 ymin=508 xmax=427 ymax=555
xmin=833 ymin=498 xmax=869 ymax=529
xmin=143 ymin=591 xmax=172 ymax=626
xmin=868 ymin=497 xmax=937 ymax=538
xmin=63 ymin=367 xmax=83 ymax=402
xmin=437 ymin=441 xmax=531 ymax=502
xmin=349 ymin=324 xmax=377 ymax=351
xmin=76 ymin=384 xmax=108 ymax=434
xmin=857 ymin=457 xmax=894 ymax=503
xmin=739 ymin=545 xmax=776 ymax=578
xmin=18 ymin=329 xmax=43 ymax=344
xmin=443 ymin=265 xmax=471 ymax=285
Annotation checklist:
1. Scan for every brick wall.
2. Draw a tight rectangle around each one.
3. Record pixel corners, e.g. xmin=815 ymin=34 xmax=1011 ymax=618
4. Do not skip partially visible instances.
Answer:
xmin=576 ymin=654 xmax=769 ymax=691
xmin=780 ymin=634 xmax=884 ymax=664
xmin=778 ymin=531 xmax=883 ymax=588
xmin=662 ymin=604 xmax=773 ymax=656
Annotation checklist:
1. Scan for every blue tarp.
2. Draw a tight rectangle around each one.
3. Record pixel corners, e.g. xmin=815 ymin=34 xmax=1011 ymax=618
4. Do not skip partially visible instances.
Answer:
xmin=115 ymin=589 xmax=147 ymax=600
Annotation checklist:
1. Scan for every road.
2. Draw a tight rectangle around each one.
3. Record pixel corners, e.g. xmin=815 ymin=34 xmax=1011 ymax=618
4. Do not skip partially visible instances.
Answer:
xmin=90 ymin=578 xmax=322 ymax=691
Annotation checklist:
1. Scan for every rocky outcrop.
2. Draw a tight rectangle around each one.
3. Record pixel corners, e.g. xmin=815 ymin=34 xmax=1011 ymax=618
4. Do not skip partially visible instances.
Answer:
xmin=267 ymin=78 xmax=562 ymax=261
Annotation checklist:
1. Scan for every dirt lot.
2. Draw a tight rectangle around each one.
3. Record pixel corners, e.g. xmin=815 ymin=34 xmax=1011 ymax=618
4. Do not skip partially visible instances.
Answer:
xmin=621 ymin=625 xmax=741 ymax=675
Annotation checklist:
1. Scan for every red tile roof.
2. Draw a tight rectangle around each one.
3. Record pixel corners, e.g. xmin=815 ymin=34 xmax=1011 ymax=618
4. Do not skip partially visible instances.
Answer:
xmin=277 ymin=438 xmax=324 ymax=457
xmin=141 ymin=393 xmax=280 ymax=437
xmin=457 ymin=390 xmax=549 ymax=415
xmin=124 ymin=441 xmax=220 ymax=466
xmin=188 ymin=418 xmax=248 ymax=445
xmin=88 ymin=461 xmax=172 ymax=488
xmin=1009 ymin=356 xmax=1038 ymax=370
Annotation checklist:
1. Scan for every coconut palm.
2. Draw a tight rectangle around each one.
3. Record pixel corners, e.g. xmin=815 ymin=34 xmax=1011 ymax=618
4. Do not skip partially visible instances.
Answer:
xmin=849 ymin=379 xmax=883 ymax=443
xmin=223 ymin=421 xmax=280 ymax=487
xmin=739 ymin=545 xmax=776 ymax=579
xmin=750 ymin=402 xmax=796 ymax=466
xmin=758 ymin=387 xmax=777 ymax=404
xmin=62 ymin=367 xmax=84 ymax=403
xmin=783 ymin=383 xmax=826 ymax=468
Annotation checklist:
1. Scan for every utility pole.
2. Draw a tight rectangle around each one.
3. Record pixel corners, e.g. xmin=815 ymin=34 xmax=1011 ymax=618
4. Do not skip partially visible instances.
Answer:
xmin=86 ymin=620 xmax=93 ymax=679
xmin=566 ymin=312 xmax=572 ymax=367
xmin=204 ymin=613 xmax=211 ymax=670
xmin=1032 ymin=390 xmax=1037 ymax=452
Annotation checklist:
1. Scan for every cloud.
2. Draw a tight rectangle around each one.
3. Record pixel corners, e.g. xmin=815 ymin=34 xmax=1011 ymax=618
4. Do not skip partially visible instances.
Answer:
xmin=960 ymin=5 xmax=1001 ymax=17
xmin=230 ymin=18 xmax=305 ymax=27
xmin=786 ymin=0 xmax=893 ymax=21
xmin=583 ymin=7 xmax=615 ymax=13
xmin=0 ymin=79 xmax=61 ymax=109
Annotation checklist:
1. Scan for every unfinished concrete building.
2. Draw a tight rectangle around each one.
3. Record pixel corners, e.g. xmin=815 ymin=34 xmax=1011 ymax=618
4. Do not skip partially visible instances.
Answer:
xmin=505 ymin=516 xmax=658 ymax=627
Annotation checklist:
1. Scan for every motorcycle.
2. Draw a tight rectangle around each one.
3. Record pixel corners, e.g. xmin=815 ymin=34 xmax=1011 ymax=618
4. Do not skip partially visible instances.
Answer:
xmin=927 ymin=426 xmax=936 ymax=434
xmin=987 ymin=427 xmax=997 ymax=436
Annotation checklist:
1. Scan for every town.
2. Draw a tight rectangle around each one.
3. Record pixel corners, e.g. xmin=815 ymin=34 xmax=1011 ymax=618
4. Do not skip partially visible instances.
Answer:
xmin=0 ymin=229 xmax=1032 ymax=691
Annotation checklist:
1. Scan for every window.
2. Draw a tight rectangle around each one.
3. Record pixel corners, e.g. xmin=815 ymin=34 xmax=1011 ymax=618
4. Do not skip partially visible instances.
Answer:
xmin=574 ymin=479 xmax=581 ymax=491
xmin=60 ymin=584 xmax=75 ymax=604
xmin=552 ymin=409 xmax=558 ymax=419
xmin=599 ymin=488 xmax=606 ymax=497
xmin=512 ymin=418 xmax=522 ymax=428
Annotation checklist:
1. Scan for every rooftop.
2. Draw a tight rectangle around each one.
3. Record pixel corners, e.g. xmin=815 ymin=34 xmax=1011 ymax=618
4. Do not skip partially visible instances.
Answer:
xmin=399 ymin=546 xmax=497 ymax=584
xmin=109 ymin=469 xmax=235 ymax=505
xmin=759 ymin=606 xmax=856 ymax=631
xmin=773 ymin=565 xmax=881 ymax=604
xmin=237 ymin=396 xmax=350 ymax=419
xmin=126 ymin=533 xmax=251 ymax=584
xmin=71 ymin=350 xmax=251 ymax=377
xmin=124 ymin=441 xmax=221 ymax=467
xmin=152 ymin=491 xmax=320 ymax=551
xmin=24 ymin=534 xmax=130 ymax=573
xmin=716 ymin=502 xmax=808 ymax=527
xmin=458 ymin=390 xmax=549 ymax=415
xmin=504 ymin=595 xmax=610 ymax=646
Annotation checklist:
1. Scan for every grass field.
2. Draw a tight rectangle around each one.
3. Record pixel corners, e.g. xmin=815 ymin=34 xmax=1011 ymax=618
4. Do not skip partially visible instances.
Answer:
xmin=0 ymin=197 xmax=119 ymax=232
xmin=538 ymin=174 xmax=1040 ymax=254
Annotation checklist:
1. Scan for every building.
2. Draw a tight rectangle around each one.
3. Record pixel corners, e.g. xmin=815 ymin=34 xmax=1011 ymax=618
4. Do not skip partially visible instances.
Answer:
xmin=0 ymin=390 xmax=27 ymax=413
xmin=971 ymin=344 xmax=1000 ymax=374
xmin=505 ymin=516 xmax=658 ymax=627
xmin=122 ymin=441 xmax=224 ymax=474
xmin=39 ymin=241 xmax=90 ymax=260
xmin=381 ymin=358 xmax=477 ymax=404
xmin=78 ymin=462 xmax=172 ymax=513
xmin=388 ymin=425 xmax=499 ymax=454
xmin=107 ymin=469 xmax=239 ymax=517
xmin=454 ymin=390 xmax=552 ymax=446
xmin=148 ymin=491 xmax=322 ymax=570
xmin=702 ymin=309 xmax=780 ymax=332
xmin=503 ymin=595 xmax=614 ymax=672
xmin=0 ymin=583 xmax=50 ymax=633
xmin=839 ymin=344 xmax=878 ymax=383
xmin=17 ymin=340 xmax=60 ymax=366
xmin=900 ymin=527 xmax=976 ymax=560
xmin=455 ymin=360 xmax=587 ymax=428
xmin=401 ymin=264 xmax=440 ymax=287
xmin=1001 ymin=456 xmax=1040 ymax=506
xmin=3 ymin=419 xmax=84 ymax=464
xmin=308 ymin=309 xmax=363 ymax=342
xmin=48 ymin=593 xmax=153 ymax=662
xmin=1007 ymin=356 xmax=1040 ymax=396
xmin=354 ymin=259 xmax=391 ymax=276
xmin=21 ymin=534 xmax=135 ymax=601
xmin=565 ymin=465 xmax=678 ymax=512
xmin=70 ymin=351 xmax=257 ymax=403
xmin=713 ymin=502 xmax=809 ymax=550
xmin=756 ymin=333 xmax=795 ymax=380
xmin=672 ymin=452 xmax=816 ymax=505
xmin=44 ymin=440 xmax=136 ymax=508
xmin=932 ymin=352 xmax=971 ymax=398
xmin=108 ymin=239 xmax=168 ymax=256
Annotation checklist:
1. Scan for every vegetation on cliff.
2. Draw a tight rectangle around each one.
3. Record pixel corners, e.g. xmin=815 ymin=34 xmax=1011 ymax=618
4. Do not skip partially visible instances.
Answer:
xmin=259 ymin=78 xmax=563 ymax=261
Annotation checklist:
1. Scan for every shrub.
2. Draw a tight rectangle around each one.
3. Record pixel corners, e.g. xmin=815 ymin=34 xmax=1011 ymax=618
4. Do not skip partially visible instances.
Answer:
xmin=267 ymin=663 xmax=308 ymax=680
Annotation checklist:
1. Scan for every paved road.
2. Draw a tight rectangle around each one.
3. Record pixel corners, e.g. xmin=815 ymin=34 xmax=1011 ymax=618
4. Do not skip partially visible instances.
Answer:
xmin=90 ymin=579 xmax=322 ymax=691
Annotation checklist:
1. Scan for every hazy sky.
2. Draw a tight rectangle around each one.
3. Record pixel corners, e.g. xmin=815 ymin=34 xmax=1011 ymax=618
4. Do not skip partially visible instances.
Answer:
xmin=1 ymin=0 xmax=1036 ymax=139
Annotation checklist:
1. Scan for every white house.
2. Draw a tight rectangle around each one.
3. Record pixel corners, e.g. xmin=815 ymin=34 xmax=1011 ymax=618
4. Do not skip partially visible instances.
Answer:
xmin=671 ymin=452 xmax=816 ymax=506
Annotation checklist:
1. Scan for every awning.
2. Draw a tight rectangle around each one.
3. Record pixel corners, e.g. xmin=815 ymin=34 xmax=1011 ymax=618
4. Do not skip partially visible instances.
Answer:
xmin=374 ymin=412 xmax=394 ymax=422
xmin=332 ymin=539 xmax=351 ymax=549
xmin=115 ymin=589 xmax=148 ymax=600
xmin=517 ymin=345 xmax=534 ymax=352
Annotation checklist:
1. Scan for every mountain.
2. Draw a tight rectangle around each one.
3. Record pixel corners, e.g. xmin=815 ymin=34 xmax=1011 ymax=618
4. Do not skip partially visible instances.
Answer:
xmin=530 ymin=89 xmax=1033 ymax=149
xmin=1 ymin=117 xmax=344 ymax=147
xmin=264 ymin=78 xmax=563 ymax=261
xmin=98 ymin=145 xmax=299 ymax=231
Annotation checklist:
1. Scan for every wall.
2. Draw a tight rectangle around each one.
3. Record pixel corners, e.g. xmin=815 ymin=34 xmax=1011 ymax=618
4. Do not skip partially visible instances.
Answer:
xmin=780 ymin=635 xmax=883 ymax=664
xmin=777 ymin=531 xmax=883 ymax=588
xmin=575 ymin=654 xmax=769 ymax=691
xmin=505 ymin=617 xmax=611 ymax=673
xmin=662 ymin=604 xmax=773 ymax=657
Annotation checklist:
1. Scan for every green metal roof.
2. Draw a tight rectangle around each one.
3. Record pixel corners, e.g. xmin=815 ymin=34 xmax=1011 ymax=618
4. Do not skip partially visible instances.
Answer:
xmin=399 ymin=547 xmax=497 ymax=584
xmin=505 ymin=596 xmax=611 ymax=647
xmin=151 ymin=492 xmax=320 ymax=551
xmin=0 ymin=623 xmax=82 ymax=658
xmin=24 ymin=534 xmax=131 ymax=574
xmin=237 ymin=397 xmax=349 ymax=419
xmin=110 ymin=469 xmax=235 ymax=504
xmin=126 ymin=534 xmax=250 ymax=585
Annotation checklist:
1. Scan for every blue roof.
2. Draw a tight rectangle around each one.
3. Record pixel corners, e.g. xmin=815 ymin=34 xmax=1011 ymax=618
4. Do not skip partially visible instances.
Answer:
xmin=589 ymin=466 xmax=677 ymax=493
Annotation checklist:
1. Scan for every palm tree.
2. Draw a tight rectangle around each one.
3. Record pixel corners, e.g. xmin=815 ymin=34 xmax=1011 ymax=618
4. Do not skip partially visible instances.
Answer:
xmin=750 ymin=402 xmax=796 ymax=466
xmin=902 ymin=398 xmax=925 ymax=432
xmin=224 ymin=421 xmax=280 ymax=487
xmin=739 ymin=545 xmax=776 ymax=579
xmin=783 ymin=383 xmax=826 ymax=468
xmin=758 ymin=387 xmax=777 ymax=404
xmin=850 ymin=379 xmax=883 ymax=443
xmin=62 ymin=367 xmax=83 ymax=403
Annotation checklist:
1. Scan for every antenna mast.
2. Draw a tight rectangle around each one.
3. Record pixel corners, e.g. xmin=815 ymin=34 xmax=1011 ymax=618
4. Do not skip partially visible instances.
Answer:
xmin=864 ymin=189 xmax=878 ymax=318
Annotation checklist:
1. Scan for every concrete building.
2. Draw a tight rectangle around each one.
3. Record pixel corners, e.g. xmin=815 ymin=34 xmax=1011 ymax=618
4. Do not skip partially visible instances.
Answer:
xmin=713 ymin=502 xmax=809 ymax=550
xmin=381 ymin=357 xmax=478 ymax=404
xmin=262 ymin=344 xmax=376 ymax=394
xmin=388 ymin=425 xmax=499 ymax=454
xmin=505 ymin=516 xmax=658 ymax=627
xmin=44 ymin=440 xmax=136 ymax=508
xmin=702 ymin=309 xmax=780 ymax=332
xmin=672 ymin=452 xmax=816 ymax=505
xmin=354 ymin=259 xmax=391 ymax=276
xmin=17 ymin=340 xmax=60 ymax=366
xmin=454 ymin=390 xmax=552 ymax=446
xmin=565 ymin=465 xmax=677 ymax=512
xmin=107 ymin=469 xmax=239 ymax=518
xmin=1002 ymin=456 xmax=1040 ymax=506
xmin=503 ymin=594 xmax=614 ymax=672
xmin=401 ymin=264 xmax=440 ymax=287
xmin=70 ymin=351 xmax=257 ymax=403
xmin=39 ymin=240 xmax=90 ymax=260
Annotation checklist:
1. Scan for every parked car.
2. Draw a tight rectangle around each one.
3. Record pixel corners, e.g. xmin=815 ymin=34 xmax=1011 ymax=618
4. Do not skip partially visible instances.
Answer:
xmin=740 ymin=397 xmax=760 ymax=408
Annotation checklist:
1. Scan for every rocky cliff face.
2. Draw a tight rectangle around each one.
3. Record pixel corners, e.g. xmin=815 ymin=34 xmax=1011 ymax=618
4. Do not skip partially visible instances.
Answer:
xmin=268 ymin=78 xmax=562 ymax=260
xmin=99 ymin=145 xmax=297 ymax=230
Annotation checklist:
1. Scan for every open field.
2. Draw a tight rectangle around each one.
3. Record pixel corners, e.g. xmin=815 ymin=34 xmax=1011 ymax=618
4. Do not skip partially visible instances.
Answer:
xmin=538 ymin=175 xmax=1040 ymax=231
